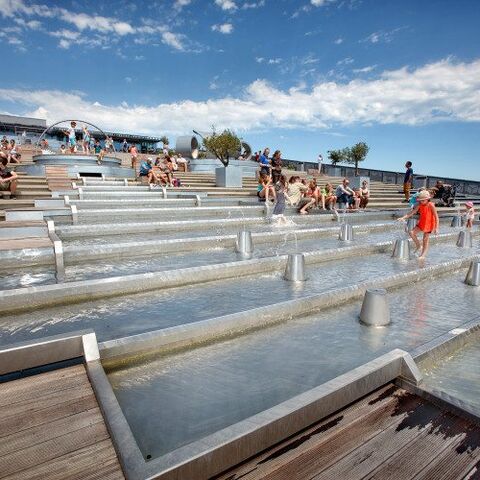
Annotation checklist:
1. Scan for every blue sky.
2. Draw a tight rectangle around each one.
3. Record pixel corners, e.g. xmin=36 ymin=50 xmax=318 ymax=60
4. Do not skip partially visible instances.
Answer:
xmin=1 ymin=0 xmax=479 ymax=179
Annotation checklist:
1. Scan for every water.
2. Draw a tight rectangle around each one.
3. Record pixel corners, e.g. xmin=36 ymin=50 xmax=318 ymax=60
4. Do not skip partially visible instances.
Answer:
xmin=108 ymin=272 xmax=480 ymax=460
xmin=422 ymin=337 xmax=480 ymax=412
xmin=0 ymin=243 xmax=476 ymax=348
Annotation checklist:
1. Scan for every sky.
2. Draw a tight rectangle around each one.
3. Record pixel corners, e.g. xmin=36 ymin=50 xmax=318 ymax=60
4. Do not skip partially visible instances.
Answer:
xmin=0 ymin=0 xmax=479 ymax=179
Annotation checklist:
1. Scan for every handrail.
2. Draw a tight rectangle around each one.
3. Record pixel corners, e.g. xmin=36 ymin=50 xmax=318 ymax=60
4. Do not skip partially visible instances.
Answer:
xmin=36 ymin=119 xmax=117 ymax=159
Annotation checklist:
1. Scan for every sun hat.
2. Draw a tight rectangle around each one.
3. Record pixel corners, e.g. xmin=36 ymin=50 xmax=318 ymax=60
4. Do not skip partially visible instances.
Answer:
xmin=466 ymin=201 xmax=474 ymax=208
xmin=417 ymin=190 xmax=431 ymax=201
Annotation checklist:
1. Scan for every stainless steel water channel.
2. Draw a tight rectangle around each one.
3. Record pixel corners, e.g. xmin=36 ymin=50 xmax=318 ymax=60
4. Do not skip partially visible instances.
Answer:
xmin=106 ymin=266 xmax=480 ymax=461
xmin=0 ymin=237 xmax=478 ymax=348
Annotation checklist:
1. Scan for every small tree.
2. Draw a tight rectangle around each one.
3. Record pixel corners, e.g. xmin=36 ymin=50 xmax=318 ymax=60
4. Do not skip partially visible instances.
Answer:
xmin=348 ymin=142 xmax=369 ymax=175
xmin=160 ymin=135 xmax=169 ymax=147
xmin=328 ymin=148 xmax=349 ymax=166
xmin=202 ymin=128 xmax=241 ymax=167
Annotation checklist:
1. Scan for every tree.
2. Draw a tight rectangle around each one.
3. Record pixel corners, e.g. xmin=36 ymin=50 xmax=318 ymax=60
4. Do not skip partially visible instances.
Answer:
xmin=347 ymin=142 xmax=369 ymax=175
xmin=328 ymin=148 xmax=349 ymax=166
xmin=160 ymin=135 xmax=169 ymax=146
xmin=202 ymin=128 xmax=241 ymax=167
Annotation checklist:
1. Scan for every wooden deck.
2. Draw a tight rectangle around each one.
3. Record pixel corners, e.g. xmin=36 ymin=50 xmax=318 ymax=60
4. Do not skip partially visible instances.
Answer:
xmin=215 ymin=384 xmax=480 ymax=480
xmin=0 ymin=364 xmax=124 ymax=480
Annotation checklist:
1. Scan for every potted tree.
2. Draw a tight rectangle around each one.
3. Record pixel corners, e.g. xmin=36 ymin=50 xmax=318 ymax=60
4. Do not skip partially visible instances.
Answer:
xmin=347 ymin=142 xmax=370 ymax=188
xmin=203 ymin=128 xmax=243 ymax=187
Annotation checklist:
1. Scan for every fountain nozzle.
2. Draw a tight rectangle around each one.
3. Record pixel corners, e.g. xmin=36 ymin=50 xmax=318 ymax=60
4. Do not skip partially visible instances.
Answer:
xmin=284 ymin=253 xmax=307 ymax=282
xmin=359 ymin=289 xmax=391 ymax=326
xmin=465 ymin=260 xmax=480 ymax=286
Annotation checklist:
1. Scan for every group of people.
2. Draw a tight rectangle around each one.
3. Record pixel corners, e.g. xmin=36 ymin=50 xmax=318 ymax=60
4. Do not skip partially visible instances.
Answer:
xmin=257 ymin=173 xmax=370 ymax=217
xmin=1 ymin=137 xmax=21 ymax=164
xmin=138 ymin=156 xmax=183 ymax=187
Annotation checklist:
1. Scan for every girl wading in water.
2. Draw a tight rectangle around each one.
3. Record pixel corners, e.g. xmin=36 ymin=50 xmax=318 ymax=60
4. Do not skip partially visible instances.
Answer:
xmin=398 ymin=190 xmax=439 ymax=260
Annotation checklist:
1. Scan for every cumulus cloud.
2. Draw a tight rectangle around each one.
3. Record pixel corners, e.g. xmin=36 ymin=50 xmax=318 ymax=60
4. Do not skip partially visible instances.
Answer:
xmin=214 ymin=0 xmax=237 ymax=11
xmin=211 ymin=23 xmax=234 ymax=34
xmin=161 ymin=31 xmax=185 ymax=51
xmin=0 ymin=0 xmax=190 ymax=52
xmin=173 ymin=0 xmax=192 ymax=9
xmin=1 ymin=58 xmax=479 ymax=135
xmin=242 ymin=0 xmax=265 ymax=8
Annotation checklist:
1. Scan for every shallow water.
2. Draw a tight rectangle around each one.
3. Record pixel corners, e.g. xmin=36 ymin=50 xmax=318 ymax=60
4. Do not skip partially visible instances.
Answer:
xmin=422 ymin=337 xmax=480 ymax=412
xmin=108 ymin=272 xmax=480 ymax=459
xmin=0 ymin=242 xmax=477 ymax=348
xmin=63 ymin=227 xmax=404 ymax=282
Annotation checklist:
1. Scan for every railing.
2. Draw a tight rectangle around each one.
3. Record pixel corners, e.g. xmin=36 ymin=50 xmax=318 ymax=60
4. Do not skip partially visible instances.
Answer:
xmin=281 ymin=159 xmax=480 ymax=196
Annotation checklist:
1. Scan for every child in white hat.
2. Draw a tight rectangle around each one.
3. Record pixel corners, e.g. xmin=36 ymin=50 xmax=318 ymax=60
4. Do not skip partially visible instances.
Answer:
xmin=464 ymin=201 xmax=475 ymax=229
xmin=398 ymin=190 xmax=439 ymax=260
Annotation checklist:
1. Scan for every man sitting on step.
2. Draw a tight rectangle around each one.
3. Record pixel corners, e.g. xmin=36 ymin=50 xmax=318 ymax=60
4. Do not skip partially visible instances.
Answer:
xmin=0 ymin=158 xmax=18 ymax=199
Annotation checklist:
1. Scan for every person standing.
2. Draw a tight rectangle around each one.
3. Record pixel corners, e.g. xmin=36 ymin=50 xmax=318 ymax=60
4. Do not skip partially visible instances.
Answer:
xmin=403 ymin=161 xmax=414 ymax=202
xmin=317 ymin=153 xmax=323 ymax=175
xmin=259 ymin=148 xmax=271 ymax=176
xmin=398 ymin=190 xmax=438 ymax=260
xmin=63 ymin=121 xmax=77 ymax=153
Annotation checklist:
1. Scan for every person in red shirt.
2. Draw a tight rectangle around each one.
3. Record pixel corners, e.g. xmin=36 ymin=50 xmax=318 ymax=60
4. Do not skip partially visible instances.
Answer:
xmin=398 ymin=190 xmax=439 ymax=260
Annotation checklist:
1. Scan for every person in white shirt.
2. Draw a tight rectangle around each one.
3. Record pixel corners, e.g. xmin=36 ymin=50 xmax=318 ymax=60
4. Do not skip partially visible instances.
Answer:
xmin=63 ymin=121 xmax=77 ymax=153
xmin=317 ymin=153 xmax=323 ymax=174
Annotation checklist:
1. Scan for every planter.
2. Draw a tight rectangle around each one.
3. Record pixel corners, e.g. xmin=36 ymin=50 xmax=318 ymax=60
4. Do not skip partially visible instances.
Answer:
xmin=348 ymin=176 xmax=370 ymax=189
xmin=216 ymin=166 xmax=243 ymax=188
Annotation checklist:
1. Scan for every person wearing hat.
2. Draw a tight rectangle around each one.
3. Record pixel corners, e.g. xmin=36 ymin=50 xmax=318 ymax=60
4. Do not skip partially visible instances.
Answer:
xmin=464 ymin=201 xmax=476 ymax=229
xmin=398 ymin=190 xmax=439 ymax=260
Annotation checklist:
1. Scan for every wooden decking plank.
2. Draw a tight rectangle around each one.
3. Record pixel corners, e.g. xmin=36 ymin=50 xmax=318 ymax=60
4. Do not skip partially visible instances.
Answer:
xmin=366 ymin=411 xmax=468 ymax=479
xmin=310 ymin=399 xmax=446 ymax=480
xmin=214 ymin=384 xmax=401 ymax=480
xmin=0 ymin=380 xmax=93 ymax=421
xmin=258 ymin=392 xmax=423 ymax=480
xmin=0 ymin=364 xmax=86 ymax=407
xmin=413 ymin=422 xmax=480 ymax=480
xmin=0 ymin=421 xmax=110 ymax=478
xmin=1 ymin=439 xmax=123 ymax=480
xmin=218 ymin=387 xmax=423 ymax=480
xmin=0 ymin=393 xmax=97 ymax=438
xmin=0 ymin=407 xmax=103 ymax=457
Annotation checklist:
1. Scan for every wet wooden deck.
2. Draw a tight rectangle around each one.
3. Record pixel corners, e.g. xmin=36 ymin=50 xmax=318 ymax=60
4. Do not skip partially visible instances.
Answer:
xmin=215 ymin=384 xmax=480 ymax=480
xmin=0 ymin=364 xmax=124 ymax=480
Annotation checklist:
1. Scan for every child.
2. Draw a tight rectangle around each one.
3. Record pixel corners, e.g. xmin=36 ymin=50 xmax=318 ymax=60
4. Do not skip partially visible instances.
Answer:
xmin=94 ymin=140 xmax=105 ymax=164
xmin=464 ymin=201 xmax=476 ymax=229
xmin=398 ymin=190 xmax=439 ymax=260
xmin=272 ymin=174 xmax=287 ymax=222
xmin=257 ymin=173 xmax=276 ymax=204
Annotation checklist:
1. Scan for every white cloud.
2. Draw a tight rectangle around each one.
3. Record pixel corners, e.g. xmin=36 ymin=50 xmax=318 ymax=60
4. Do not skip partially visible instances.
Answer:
xmin=211 ymin=23 xmax=234 ymax=34
xmin=361 ymin=27 xmax=405 ymax=44
xmin=1 ymin=58 xmax=479 ymax=135
xmin=337 ymin=57 xmax=354 ymax=66
xmin=268 ymin=58 xmax=282 ymax=64
xmin=353 ymin=65 xmax=377 ymax=73
xmin=255 ymin=57 xmax=264 ymax=63
xmin=58 ymin=39 xmax=71 ymax=49
xmin=124 ymin=76 xmax=132 ymax=83
xmin=174 ymin=0 xmax=192 ymax=9
xmin=242 ymin=0 xmax=265 ymax=8
xmin=161 ymin=31 xmax=185 ymax=51
xmin=214 ymin=0 xmax=237 ymax=11
xmin=0 ymin=0 xmax=190 ymax=52
xmin=334 ymin=37 xmax=343 ymax=44
xmin=311 ymin=0 xmax=337 ymax=6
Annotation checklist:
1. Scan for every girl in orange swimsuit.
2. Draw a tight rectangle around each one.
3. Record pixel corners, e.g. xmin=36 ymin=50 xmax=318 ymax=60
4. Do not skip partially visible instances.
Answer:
xmin=398 ymin=190 xmax=439 ymax=260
